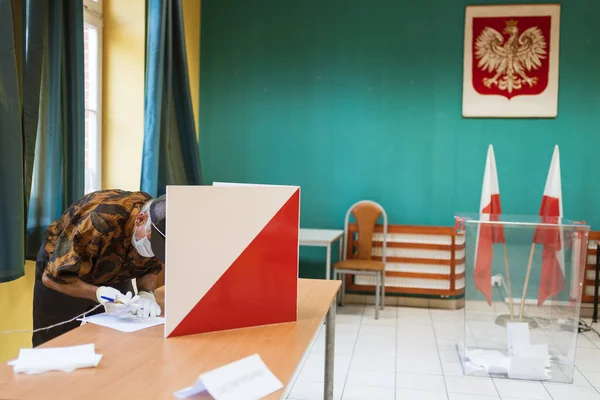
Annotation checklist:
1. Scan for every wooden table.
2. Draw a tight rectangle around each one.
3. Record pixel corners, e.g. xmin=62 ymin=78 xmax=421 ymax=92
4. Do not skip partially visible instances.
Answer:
xmin=299 ymin=228 xmax=345 ymax=280
xmin=0 ymin=279 xmax=340 ymax=400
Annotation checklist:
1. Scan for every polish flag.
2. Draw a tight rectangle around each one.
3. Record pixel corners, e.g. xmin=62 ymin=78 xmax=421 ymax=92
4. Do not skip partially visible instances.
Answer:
xmin=533 ymin=145 xmax=565 ymax=306
xmin=474 ymin=145 xmax=505 ymax=305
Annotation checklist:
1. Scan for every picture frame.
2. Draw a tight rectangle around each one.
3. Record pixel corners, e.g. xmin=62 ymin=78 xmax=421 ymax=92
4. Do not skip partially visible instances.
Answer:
xmin=462 ymin=4 xmax=561 ymax=118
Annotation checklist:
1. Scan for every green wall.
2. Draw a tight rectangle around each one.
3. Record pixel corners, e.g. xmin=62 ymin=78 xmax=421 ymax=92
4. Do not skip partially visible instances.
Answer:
xmin=199 ymin=0 xmax=600 ymax=284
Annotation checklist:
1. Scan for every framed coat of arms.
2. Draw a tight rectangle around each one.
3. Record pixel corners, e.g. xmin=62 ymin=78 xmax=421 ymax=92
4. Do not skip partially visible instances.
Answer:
xmin=462 ymin=4 xmax=561 ymax=118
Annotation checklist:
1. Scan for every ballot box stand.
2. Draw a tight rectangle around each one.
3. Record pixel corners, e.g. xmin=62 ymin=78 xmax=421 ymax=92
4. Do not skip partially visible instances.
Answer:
xmin=454 ymin=214 xmax=589 ymax=384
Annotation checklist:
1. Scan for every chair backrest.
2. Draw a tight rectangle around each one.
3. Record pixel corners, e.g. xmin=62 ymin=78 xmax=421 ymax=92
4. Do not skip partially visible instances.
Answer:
xmin=343 ymin=200 xmax=388 ymax=262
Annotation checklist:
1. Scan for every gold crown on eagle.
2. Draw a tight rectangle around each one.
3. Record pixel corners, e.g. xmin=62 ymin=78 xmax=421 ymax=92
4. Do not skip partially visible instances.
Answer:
xmin=505 ymin=19 xmax=519 ymax=27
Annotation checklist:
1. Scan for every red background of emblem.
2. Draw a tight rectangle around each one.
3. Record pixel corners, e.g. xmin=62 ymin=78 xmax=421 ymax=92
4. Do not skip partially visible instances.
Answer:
xmin=472 ymin=16 xmax=551 ymax=100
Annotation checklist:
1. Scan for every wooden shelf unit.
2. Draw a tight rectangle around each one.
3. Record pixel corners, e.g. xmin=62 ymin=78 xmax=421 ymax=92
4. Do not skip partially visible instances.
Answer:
xmin=344 ymin=223 xmax=465 ymax=298
xmin=583 ymin=231 xmax=600 ymax=304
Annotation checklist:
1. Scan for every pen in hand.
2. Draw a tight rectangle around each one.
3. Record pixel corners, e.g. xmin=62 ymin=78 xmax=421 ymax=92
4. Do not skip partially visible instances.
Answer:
xmin=100 ymin=295 xmax=144 ymax=310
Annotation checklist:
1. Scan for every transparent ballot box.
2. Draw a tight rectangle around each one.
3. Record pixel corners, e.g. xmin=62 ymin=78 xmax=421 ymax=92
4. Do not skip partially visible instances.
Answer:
xmin=455 ymin=214 xmax=589 ymax=383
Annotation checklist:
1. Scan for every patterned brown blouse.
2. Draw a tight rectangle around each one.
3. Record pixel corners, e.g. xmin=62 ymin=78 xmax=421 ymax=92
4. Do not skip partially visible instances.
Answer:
xmin=43 ymin=189 xmax=164 ymax=285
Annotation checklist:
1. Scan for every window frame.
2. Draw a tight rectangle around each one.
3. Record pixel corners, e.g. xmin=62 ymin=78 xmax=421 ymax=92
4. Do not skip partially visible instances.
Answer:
xmin=83 ymin=0 xmax=103 ymax=193
xmin=84 ymin=0 xmax=103 ymax=17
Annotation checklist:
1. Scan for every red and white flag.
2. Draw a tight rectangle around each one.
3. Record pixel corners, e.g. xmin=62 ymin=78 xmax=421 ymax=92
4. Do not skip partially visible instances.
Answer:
xmin=533 ymin=145 xmax=565 ymax=306
xmin=474 ymin=145 xmax=505 ymax=305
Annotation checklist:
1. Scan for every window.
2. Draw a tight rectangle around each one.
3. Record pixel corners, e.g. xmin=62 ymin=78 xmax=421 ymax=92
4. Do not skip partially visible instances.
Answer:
xmin=83 ymin=0 xmax=103 ymax=194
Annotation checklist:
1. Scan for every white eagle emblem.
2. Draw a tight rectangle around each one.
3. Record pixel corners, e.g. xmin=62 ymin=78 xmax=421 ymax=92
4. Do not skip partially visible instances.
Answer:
xmin=474 ymin=19 xmax=547 ymax=93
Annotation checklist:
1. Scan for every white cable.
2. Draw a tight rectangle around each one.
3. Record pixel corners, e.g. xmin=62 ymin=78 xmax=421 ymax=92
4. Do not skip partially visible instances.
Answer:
xmin=0 ymin=304 xmax=104 ymax=334
xmin=501 ymin=276 xmax=511 ymax=299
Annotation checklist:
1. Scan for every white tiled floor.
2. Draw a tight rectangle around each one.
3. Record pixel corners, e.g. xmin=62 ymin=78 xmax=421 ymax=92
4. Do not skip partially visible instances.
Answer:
xmin=286 ymin=304 xmax=600 ymax=400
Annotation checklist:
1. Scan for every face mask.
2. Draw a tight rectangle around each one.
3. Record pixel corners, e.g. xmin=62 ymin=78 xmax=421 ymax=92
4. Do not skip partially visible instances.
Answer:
xmin=132 ymin=235 xmax=154 ymax=258
xmin=132 ymin=215 xmax=155 ymax=258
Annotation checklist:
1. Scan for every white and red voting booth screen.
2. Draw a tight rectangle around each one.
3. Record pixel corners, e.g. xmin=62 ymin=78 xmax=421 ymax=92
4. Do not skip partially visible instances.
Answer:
xmin=164 ymin=184 xmax=300 ymax=338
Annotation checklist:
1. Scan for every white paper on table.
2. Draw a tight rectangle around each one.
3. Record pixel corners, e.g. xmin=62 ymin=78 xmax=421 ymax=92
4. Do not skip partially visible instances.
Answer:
xmin=7 ymin=344 xmax=102 ymax=374
xmin=173 ymin=354 xmax=283 ymax=400
xmin=78 ymin=313 xmax=165 ymax=333
xmin=173 ymin=377 xmax=207 ymax=399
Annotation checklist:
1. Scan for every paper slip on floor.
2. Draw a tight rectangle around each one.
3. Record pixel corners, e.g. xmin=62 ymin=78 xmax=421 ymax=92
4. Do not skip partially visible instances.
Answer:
xmin=78 ymin=313 xmax=165 ymax=333
xmin=173 ymin=354 xmax=283 ymax=400
xmin=8 ymin=344 xmax=102 ymax=374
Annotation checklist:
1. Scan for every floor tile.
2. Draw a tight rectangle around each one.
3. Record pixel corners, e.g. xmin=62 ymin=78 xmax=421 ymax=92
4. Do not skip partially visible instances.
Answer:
xmin=296 ymin=354 xmax=350 ymax=384
xmin=502 ymin=398 xmax=550 ymax=400
xmin=363 ymin=306 xmax=397 ymax=320
xmin=346 ymin=369 xmax=395 ymax=388
xmin=310 ymin=342 xmax=355 ymax=355
xmin=397 ymin=307 xmax=430 ymax=315
xmin=397 ymin=356 xmax=442 ymax=374
xmin=576 ymin=348 xmax=600 ymax=360
xmin=445 ymin=376 xmax=498 ymax=396
xmin=576 ymin=358 xmax=600 ymax=374
xmin=545 ymin=368 xmax=591 ymax=387
xmin=358 ymin=324 xmax=396 ymax=337
xmin=360 ymin=319 xmax=397 ymax=328
xmin=397 ymin=331 xmax=437 ymax=346
xmin=355 ymin=340 xmax=396 ymax=355
xmin=335 ymin=321 xmax=362 ymax=334
xmin=336 ymin=313 xmax=363 ymax=323
xmin=543 ymin=384 xmax=600 ymax=400
xmin=577 ymin=335 xmax=596 ymax=348
xmin=288 ymin=381 xmax=343 ymax=400
xmin=310 ymin=335 xmax=356 ymax=355
xmin=398 ymin=317 xmax=432 ymax=327
xmin=337 ymin=305 xmax=365 ymax=316
xmin=362 ymin=313 xmax=397 ymax=327
xmin=493 ymin=379 xmax=551 ymax=399
xmin=349 ymin=354 xmax=396 ymax=372
xmin=448 ymin=394 xmax=499 ymax=400
xmin=438 ymin=348 xmax=461 ymax=363
xmin=353 ymin=343 xmax=395 ymax=359
xmin=396 ymin=389 xmax=448 ymax=399
xmin=342 ymin=384 xmax=395 ymax=400
xmin=301 ymin=353 xmax=352 ymax=369
xmin=356 ymin=332 xmax=396 ymax=347
xmin=437 ymin=338 xmax=460 ymax=349
xmin=397 ymin=345 xmax=439 ymax=360
xmin=399 ymin=324 xmax=436 ymax=334
xmin=577 ymin=336 xmax=598 ymax=348
xmin=295 ymin=363 xmax=349 ymax=384
xmin=442 ymin=361 xmax=464 ymax=376
xmin=580 ymin=371 xmax=600 ymax=386
xmin=396 ymin=372 xmax=446 ymax=392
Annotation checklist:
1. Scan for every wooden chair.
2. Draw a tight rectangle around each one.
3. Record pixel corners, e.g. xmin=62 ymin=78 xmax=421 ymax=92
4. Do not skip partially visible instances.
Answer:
xmin=333 ymin=200 xmax=388 ymax=319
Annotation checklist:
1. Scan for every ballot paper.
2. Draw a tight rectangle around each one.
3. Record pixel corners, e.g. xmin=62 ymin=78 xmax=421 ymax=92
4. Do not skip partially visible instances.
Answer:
xmin=508 ymin=355 xmax=550 ymax=380
xmin=506 ymin=322 xmax=531 ymax=355
xmin=466 ymin=349 xmax=510 ymax=374
xmin=79 ymin=313 xmax=165 ymax=333
xmin=173 ymin=354 xmax=283 ymax=400
xmin=7 ymin=344 xmax=102 ymax=374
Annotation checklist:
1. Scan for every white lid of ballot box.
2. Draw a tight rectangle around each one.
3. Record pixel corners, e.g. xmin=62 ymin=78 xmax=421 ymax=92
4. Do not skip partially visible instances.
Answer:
xmin=455 ymin=213 xmax=590 ymax=229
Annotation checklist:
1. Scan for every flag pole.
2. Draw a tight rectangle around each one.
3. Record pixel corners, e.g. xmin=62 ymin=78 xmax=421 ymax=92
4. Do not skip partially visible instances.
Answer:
xmin=502 ymin=243 xmax=514 ymax=320
xmin=519 ymin=243 xmax=537 ymax=321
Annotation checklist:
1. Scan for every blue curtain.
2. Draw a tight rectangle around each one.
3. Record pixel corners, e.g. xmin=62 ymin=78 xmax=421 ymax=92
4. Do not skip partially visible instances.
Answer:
xmin=0 ymin=0 xmax=84 ymax=282
xmin=142 ymin=0 xmax=202 ymax=197
xmin=0 ymin=0 xmax=27 ymax=282
xmin=0 ymin=0 xmax=47 ymax=282
xmin=26 ymin=0 xmax=85 ymax=259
